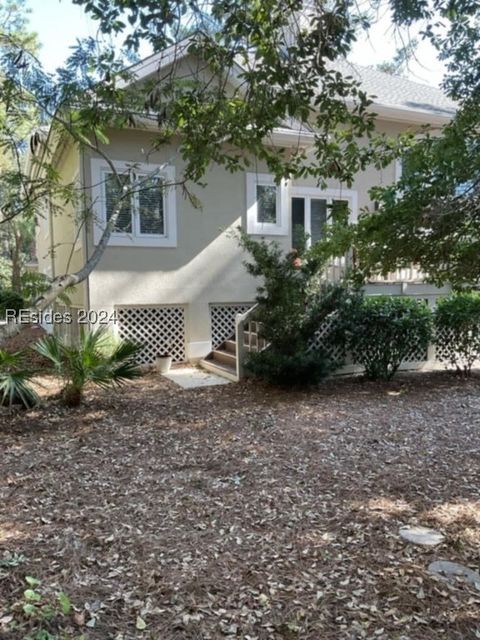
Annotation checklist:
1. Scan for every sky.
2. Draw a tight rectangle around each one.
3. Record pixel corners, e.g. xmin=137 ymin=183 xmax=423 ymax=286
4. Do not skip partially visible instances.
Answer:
xmin=27 ymin=0 xmax=445 ymax=87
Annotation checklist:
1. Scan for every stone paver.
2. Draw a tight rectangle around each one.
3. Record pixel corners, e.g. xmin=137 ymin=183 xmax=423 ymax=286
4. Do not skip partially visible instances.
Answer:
xmin=428 ymin=560 xmax=480 ymax=590
xmin=162 ymin=366 xmax=230 ymax=389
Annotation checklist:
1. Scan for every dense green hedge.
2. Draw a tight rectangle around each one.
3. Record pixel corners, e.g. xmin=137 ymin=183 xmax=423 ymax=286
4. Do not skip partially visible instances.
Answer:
xmin=434 ymin=292 xmax=480 ymax=375
xmin=245 ymin=348 xmax=334 ymax=387
xmin=342 ymin=296 xmax=433 ymax=380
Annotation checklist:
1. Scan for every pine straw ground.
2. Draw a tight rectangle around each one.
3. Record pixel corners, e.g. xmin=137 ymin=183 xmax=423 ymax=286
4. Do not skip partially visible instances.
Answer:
xmin=0 ymin=371 xmax=479 ymax=640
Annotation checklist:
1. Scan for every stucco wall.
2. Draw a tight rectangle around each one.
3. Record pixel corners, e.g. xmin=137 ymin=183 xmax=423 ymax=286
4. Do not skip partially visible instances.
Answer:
xmin=80 ymin=120 xmax=430 ymax=360
xmin=36 ymin=141 xmax=87 ymax=309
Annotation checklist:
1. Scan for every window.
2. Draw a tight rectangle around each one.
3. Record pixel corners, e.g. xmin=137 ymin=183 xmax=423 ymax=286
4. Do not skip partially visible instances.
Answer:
xmin=246 ymin=172 xmax=288 ymax=235
xmin=91 ymin=159 xmax=177 ymax=247
xmin=290 ymin=188 xmax=356 ymax=251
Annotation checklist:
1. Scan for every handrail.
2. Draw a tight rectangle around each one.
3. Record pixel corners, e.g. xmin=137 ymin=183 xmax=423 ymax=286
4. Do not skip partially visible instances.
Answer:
xmin=235 ymin=303 xmax=259 ymax=380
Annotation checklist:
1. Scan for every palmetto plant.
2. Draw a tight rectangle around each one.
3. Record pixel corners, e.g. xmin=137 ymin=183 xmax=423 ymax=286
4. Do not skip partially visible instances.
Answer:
xmin=35 ymin=327 xmax=142 ymax=407
xmin=0 ymin=349 xmax=39 ymax=408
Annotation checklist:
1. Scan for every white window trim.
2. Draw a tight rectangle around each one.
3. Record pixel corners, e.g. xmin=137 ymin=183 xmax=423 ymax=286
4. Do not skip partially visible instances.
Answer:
xmin=395 ymin=159 xmax=403 ymax=182
xmin=246 ymin=172 xmax=289 ymax=236
xmin=91 ymin=158 xmax=177 ymax=247
xmin=290 ymin=186 xmax=358 ymax=226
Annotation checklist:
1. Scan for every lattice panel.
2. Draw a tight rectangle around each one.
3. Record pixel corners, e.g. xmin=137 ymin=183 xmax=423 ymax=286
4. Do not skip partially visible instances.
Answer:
xmin=117 ymin=306 xmax=186 ymax=364
xmin=210 ymin=303 xmax=254 ymax=349
xmin=309 ymin=311 xmax=429 ymax=366
xmin=309 ymin=313 xmax=346 ymax=365
xmin=403 ymin=336 xmax=429 ymax=362
xmin=434 ymin=326 xmax=480 ymax=370
xmin=435 ymin=326 xmax=456 ymax=363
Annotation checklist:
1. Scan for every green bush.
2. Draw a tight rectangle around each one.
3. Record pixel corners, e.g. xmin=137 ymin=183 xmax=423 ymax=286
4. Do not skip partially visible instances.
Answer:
xmin=0 ymin=288 xmax=24 ymax=320
xmin=238 ymin=231 xmax=355 ymax=386
xmin=245 ymin=348 xmax=333 ymax=387
xmin=343 ymin=296 xmax=432 ymax=380
xmin=434 ymin=292 xmax=480 ymax=375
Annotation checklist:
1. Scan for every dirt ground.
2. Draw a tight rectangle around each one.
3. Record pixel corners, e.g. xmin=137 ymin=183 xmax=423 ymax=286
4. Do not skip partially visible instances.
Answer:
xmin=0 ymin=371 xmax=479 ymax=639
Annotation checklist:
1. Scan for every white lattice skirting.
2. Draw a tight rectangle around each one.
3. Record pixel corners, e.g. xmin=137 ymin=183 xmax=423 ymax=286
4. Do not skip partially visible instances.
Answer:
xmin=117 ymin=306 xmax=186 ymax=364
xmin=210 ymin=303 xmax=254 ymax=349
xmin=308 ymin=312 xmax=430 ymax=369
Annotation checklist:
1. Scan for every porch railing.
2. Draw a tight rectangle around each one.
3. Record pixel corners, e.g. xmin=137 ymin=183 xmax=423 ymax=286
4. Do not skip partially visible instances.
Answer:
xmin=325 ymin=254 xmax=425 ymax=284
xmin=235 ymin=304 xmax=270 ymax=379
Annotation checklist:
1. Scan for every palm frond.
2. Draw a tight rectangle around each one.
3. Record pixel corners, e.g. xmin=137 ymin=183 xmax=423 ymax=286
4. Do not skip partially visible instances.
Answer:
xmin=0 ymin=371 xmax=39 ymax=408
xmin=33 ymin=328 xmax=142 ymax=406
xmin=0 ymin=349 xmax=25 ymax=370
xmin=34 ymin=334 xmax=65 ymax=372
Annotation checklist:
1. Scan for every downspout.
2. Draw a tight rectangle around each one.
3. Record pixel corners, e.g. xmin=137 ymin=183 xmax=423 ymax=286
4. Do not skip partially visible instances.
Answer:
xmin=48 ymin=197 xmax=55 ymax=279
xmin=79 ymin=145 xmax=91 ymax=312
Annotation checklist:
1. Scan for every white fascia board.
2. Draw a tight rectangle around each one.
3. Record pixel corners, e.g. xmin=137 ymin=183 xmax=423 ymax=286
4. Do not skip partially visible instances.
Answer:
xmin=267 ymin=128 xmax=316 ymax=148
xmin=365 ymin=102 xmax=455 ymax=127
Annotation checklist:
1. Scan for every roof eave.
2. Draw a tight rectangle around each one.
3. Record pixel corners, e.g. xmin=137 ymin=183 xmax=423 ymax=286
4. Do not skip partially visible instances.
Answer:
xmin=369 ymin=102 xmax=454 ymax=127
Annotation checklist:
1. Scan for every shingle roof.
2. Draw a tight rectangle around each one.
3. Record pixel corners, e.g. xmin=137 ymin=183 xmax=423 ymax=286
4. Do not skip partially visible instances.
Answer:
xmin=336 ymin=59 xmax=457 ymax=119
xmin=127 ymin=41 xmax=457 ymax=123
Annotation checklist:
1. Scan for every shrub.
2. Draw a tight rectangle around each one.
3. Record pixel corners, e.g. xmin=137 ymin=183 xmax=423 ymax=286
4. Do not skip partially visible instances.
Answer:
xmin=0 ymin=349 xmax=38 ymax=408
xmin=238 ymin=231 xmax=357 ymax=386
xmin=434 ymin=291 xmax=480 ymax=375
xmin=35 ymin=327 xmax=142 ymax=407
xmin=245 ymin=348 xmax=333 ymax=387
xmin=0 ymin=288 xmax=24 ymax=320
xmin=343 ymin=296 xmax=432 ymax=380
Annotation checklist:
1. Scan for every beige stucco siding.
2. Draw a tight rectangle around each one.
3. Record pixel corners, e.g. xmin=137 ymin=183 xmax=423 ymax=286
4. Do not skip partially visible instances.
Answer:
xmin=83 ymin=130 xmax=291 ymax=357
xmin=79 ymin=123 xmax=407 ymax=359
xmin=36 ymin=141 xmax=87 ymax=308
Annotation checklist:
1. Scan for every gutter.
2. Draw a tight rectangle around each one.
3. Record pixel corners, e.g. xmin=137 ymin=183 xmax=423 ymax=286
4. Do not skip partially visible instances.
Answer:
xmin=79 ymin=145 xmax=91 ymax=313
xmin=365 ymin=102 xmax=454 ymax=127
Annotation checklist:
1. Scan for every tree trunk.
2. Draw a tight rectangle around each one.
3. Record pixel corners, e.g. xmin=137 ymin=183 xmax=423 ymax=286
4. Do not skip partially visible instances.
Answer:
xmin=10 ymin=231 xmax=23 ymax=294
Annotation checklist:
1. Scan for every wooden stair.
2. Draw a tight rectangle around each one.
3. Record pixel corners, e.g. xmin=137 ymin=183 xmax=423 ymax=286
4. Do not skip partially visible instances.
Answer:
xmin=200 ymin=321 xmax=268 ymax=382
xmin=200 ymin=336 xmax=238 ymax=381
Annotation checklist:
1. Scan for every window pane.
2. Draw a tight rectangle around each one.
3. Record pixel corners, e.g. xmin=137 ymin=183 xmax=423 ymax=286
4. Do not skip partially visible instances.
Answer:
xmin=291 ymin=197 xmax=305 ymax=251
xmin=256 ymin=184 xmax=277 ymax=224
xmin=310 ymin=198 xmax=327 ymax=243
xmin=138 ymin=176 xmax=165 ymax=235
xmin=105 ymin=172 xmax=132 ymax=233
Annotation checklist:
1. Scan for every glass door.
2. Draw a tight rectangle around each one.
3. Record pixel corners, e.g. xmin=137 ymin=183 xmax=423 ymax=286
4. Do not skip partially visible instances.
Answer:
xmin=291 ymin=196 xmax=328 ymax=250
xmin=291 ymin=195 xmax=349 ymax=251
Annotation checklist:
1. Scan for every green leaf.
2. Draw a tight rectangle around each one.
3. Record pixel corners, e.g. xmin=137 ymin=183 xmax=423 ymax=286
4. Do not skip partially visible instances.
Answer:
xmin=57 ymin=591 xmax=71 ymax=615
xmin=22 ymin=603 xmax=37 ymax=616
xmin=25 ymin=575 xmax=41 ymax=587
xmin=136 ymin=616 xmax=147 ymax=630
xmin=24 ymin=589 xmax=41 ymax=601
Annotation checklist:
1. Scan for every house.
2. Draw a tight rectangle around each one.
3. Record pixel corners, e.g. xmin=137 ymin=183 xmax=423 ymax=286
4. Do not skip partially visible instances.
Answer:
xmin=34 ymin=43 xmax=456 ymax=379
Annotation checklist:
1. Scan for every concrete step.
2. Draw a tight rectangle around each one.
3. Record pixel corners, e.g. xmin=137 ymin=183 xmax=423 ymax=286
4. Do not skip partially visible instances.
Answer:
xmin=212 ymin=349 xmax=236 ymax=367
xmin=200 ymin=358 xmax=238 ymax=382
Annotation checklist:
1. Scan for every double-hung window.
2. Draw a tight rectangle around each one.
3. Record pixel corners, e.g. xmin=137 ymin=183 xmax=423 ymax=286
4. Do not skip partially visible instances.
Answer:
xmin=91 ymin=159 xmax=177 ymax=247
xmin=246 ymin=172 xmax=289 ymax=235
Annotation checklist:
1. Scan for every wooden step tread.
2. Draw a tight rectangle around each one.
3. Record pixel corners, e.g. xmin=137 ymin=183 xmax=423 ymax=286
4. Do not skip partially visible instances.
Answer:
xmin=212 ymin=349 xmax=236 ymax=366
xmin=200 ymin=358 xmax=238 ymax=382
xmin=224 ymin=340 xmax=237 ymax=354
